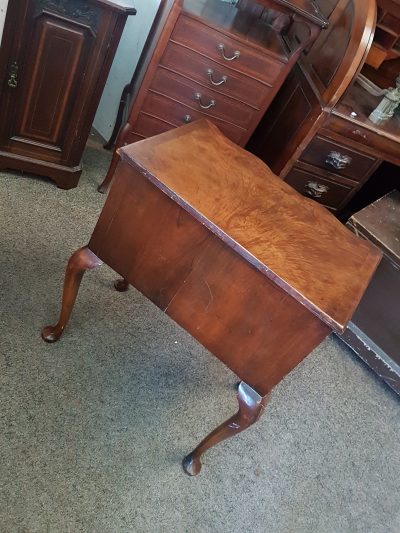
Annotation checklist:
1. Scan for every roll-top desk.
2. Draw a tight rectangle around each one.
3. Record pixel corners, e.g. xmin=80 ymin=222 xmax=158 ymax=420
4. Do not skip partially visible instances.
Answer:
xmin=249 ymin=0 xmax=400 ymax=214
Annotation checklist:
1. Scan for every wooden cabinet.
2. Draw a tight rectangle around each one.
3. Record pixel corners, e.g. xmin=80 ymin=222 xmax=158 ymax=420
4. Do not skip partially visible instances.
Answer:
xmin=98 ymin=0 xmax=327 ymax=193
xmin=0 ymin=0 xmax=135 ymax=189
xmin=341 ymin=191 xmax=400 ymax=395
xmin=249 ymin=0 xmax=400 ymax=214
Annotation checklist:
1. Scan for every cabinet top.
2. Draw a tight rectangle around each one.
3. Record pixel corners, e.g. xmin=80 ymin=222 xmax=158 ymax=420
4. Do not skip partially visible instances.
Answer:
xmin=255 ymin=0 xmax=328 ymax=27
xmin=90 ymin=0 xmax=136 ymax=14
xmin=118 ymin=120 xmax=381 ymax=333
xmin=185 ymin=0 xmax=328 ymax=28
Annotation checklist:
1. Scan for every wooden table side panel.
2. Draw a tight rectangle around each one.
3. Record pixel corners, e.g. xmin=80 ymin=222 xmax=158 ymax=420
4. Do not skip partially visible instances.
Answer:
xmin=165 ymin=234 xmax=331 ymax=396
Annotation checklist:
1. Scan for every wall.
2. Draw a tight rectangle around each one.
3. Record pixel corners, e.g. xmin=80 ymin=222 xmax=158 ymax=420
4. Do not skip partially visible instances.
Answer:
xmin=93 ymin=0 xmax=161 ymax=141
xmin=0 ymin=0 xmax=8 ymax=44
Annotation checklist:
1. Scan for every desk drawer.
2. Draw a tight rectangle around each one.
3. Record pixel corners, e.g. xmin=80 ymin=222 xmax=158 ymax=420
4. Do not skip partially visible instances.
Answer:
xmin=300 ymin=135 xmax=378 ymax=182
xmin=160 ymin=41 xmax=270 ymax=109
xmin=131 ymin=113 xmax=173 ymax=139
xmin=124 ymin=131 xmax=145 ymax=145
xmin=171 ymin=15 xmax=284 ymax=86
xmin=285 ymin=163 xmax=355 ymax=211
xmin=142 ymin=91 xmax=246 ymax=144
xmin=324 ymin=114 xmax=400 ymax=166
xmin=150 ymin=67 xmax=256 ymax=129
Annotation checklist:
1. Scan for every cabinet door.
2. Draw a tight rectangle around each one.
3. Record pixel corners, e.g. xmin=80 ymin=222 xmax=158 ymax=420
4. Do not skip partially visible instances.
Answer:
xmin=0 ymin=0 xmax=100 ymax=164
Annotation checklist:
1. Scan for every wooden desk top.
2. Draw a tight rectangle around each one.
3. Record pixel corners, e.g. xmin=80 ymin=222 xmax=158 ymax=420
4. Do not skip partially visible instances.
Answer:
xmin=119 ymin=120 xmax=381 ymax=332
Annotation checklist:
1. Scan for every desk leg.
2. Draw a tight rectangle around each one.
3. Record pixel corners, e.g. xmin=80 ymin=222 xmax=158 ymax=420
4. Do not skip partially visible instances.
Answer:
xmin=98 ymin=123 xmax=131 ymax=194
xmin=42 ymin=246 xmax=103 ymax=343
xmin=183 ymin=382 xmax=268 ymax=476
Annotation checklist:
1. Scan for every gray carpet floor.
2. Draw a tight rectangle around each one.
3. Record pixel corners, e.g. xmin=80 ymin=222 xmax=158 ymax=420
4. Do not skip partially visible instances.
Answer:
xmin=1 ymin=143 xmax=399 ymax=533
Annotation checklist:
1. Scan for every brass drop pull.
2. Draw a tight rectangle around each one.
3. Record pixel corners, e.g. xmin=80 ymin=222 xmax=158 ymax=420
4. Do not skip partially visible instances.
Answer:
xmin=194 ymin=93 xmax=216 ymax=110
xmin=304 ymin=181 xmax=329 ymax=198
xmin=207 ymin=69 xmax=227 ymax=86
xmin=325 ymin=151 xmax=352 ymax=170
xmin=218 ymin=43 xmax=240 ymax=61
xmin=352 ymin=129 xmax=368 ymax=141
xmin=7 ymin=61 xmax=18 ymax=89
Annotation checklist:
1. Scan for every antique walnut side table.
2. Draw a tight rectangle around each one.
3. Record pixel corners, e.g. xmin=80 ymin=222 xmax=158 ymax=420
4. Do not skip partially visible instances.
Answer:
xmin=42 ymin=120 xmax=381 ymax=476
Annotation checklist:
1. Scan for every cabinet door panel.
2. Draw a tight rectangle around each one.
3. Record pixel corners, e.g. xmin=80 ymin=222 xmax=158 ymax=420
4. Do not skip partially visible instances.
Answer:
xmin=7 ymin=11 xmax=94 ymax=158
xmin=19 ymin=19 xmax=86 ymax=145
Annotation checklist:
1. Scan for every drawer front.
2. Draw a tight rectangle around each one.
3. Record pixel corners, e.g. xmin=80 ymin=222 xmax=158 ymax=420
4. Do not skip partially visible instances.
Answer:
xmin=300 ymin=135 xmax=378 ymax=181
xmin=324 ymin=114 xmax=400 ymax=166
xmin=150 ymin=67 xmax=256 ymax=129
xmin=132 ymin=113 xmax=173 ymax=139
xmin=285 ymin=165 xmax=354 ymax=210
xmin=124 ymin=131 xmax=146 ymax=145
xmin=171 ymin=15 xmax=283 ymax=86
xmin=160 ymin=41 xmax=270 ymax=109
xmin=142 ymin=91 xmax=246 ymax=144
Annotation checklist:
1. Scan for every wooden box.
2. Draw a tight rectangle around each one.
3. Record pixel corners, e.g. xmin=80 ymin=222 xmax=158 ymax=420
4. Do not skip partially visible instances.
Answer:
xmin=340 ymin=191 xmax=400 ymax=394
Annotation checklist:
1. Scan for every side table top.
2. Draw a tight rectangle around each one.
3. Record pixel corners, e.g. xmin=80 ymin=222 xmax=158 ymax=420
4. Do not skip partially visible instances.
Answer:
xmin=118 ymin=120 xmax=381 ymax=332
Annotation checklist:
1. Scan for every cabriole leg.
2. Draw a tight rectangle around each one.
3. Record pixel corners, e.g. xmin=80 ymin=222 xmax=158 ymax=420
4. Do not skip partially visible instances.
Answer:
xmin=97 ymin=150 xmax=120 ymax=194
xmin=183 ymin=382 xmax=269 ymax=476
xmin=42 ymin=246 xmax=103 ymax=343
xmin=98 ymin=123 xmax=131 ymax=194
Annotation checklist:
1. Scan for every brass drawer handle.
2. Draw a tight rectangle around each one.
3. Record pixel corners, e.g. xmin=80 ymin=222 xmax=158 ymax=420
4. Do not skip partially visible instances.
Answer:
xmin=194 ymin=93 xmax=216 ymax=110
xmin=7 ymin=61 xmax=18 ymax=89
xmin=352 ymin=129 xmax=368 ymax=141
xmin=207 ymin=69 xmax=227 ymax=86
xmin=304 ymin=181 xmax=329 ymax=198
xmin=218 ymin=43 xmax=240 ymax=61
xmin=325 ymin=151 xmax=352 ymax=170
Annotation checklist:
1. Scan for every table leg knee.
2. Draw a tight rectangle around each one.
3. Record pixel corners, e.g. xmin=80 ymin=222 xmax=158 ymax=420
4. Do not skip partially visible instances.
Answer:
xmin=42 ymin=246 xmax=103 ymax=343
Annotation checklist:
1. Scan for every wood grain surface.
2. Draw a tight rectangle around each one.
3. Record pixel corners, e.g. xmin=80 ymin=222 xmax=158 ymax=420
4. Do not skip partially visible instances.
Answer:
xmin=118 ymin=119 xmax=381 ymax=332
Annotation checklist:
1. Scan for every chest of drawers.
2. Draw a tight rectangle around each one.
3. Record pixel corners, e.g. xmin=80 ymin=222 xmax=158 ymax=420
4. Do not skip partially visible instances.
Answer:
xmin=98 ymin=0 xmax=327 ymax=193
